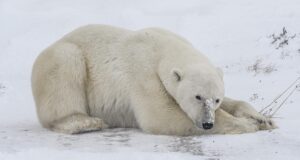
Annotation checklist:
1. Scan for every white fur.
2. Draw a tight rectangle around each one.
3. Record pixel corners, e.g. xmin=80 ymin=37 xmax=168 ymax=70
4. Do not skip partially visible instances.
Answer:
xmin=32 ymin=25 xmax=276 ymax=135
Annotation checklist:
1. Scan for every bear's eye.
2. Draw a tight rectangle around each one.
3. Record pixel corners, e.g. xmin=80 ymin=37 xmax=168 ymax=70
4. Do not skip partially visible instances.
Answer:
xmin=195 ymin=95 xmax=202 ymax=100
xmin=215 ymin=99 xmax=220 ymax=103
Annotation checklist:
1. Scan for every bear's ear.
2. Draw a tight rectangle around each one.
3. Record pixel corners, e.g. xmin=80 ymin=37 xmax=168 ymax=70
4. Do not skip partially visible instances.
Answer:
xmin=216 ymin=67 xmax=223 ymax=79
xmin=172 ymin=68 xmax=183 ymax=82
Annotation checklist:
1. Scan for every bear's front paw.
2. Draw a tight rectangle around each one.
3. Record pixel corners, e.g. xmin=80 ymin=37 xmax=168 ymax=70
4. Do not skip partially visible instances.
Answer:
xmin=249 ymin=115 xmax=277 ymax=130
xmin=232 ymin=103 xmax=277 ymax=131
xmin=221 ymin=117 xmax=259 ymax=134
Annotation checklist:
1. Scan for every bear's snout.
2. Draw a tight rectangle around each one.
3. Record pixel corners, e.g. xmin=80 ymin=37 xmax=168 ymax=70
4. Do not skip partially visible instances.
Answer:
xmin=196 ymin=120 xmax=214 ymax=130
xmin=202 ymin=122 xmax=214 ymax=130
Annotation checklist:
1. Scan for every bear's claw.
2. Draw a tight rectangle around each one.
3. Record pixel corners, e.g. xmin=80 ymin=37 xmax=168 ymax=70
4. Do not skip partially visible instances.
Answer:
xmin=249 ymin=115 xmax=276 ymax=130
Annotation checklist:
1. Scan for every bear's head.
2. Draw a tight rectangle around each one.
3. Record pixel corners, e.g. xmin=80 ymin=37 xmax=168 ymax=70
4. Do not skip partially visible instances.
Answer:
xmin=170 ymin=64 xmax=224 ymax=130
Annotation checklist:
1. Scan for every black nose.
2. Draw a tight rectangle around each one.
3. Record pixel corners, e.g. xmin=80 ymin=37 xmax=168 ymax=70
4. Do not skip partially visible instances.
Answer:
xmin=202 ymin=122 xmax=214 ymax=130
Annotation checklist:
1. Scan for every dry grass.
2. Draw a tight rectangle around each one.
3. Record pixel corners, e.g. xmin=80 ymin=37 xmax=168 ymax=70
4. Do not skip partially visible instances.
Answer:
xmin=0 ymin=83 xmax=5 ymax=96
xmin=269 ymin=27 xmax=296 ymax=50
xmin=247 ymin=59 xmax=277 ymax=75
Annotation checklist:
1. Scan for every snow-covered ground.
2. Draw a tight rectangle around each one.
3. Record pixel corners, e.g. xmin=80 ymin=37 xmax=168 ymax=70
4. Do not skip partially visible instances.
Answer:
xmin=0 ymin=0 xmax=300 ymax=159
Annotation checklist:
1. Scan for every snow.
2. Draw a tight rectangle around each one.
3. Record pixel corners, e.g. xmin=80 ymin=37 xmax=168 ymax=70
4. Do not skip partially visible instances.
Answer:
xmin=0 ymin=0 xmax=300 ymax=159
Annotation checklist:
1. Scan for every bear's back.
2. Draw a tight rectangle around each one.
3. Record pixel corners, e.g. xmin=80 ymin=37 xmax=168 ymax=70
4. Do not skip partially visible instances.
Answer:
xmin=62 ymin=24 xmax=131 ymax=48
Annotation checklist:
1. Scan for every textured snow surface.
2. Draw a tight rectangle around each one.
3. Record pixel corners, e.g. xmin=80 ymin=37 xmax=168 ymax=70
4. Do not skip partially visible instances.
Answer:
xmin=1 ymin=0 xmax=300 ymax=159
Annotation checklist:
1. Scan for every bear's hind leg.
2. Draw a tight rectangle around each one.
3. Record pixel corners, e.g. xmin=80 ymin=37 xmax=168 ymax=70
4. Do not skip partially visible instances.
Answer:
xmin=50 ymin=113 xmax=108 ymax=134
xmin=32 ymin=42 xmax=108 ymax=134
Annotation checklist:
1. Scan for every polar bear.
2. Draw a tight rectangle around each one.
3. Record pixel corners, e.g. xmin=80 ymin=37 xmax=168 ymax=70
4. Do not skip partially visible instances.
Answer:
xmin=32 ymin=25 xmax=275 ymax=135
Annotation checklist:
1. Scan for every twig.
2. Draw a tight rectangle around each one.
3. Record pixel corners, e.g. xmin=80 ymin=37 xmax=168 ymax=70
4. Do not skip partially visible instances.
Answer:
xmin=270 ymin=86 xmax=298 ymax=117
xmin=259 ymin=77 xmax=300 ymax=114
xmin=270 ymin=116 xmax=284 ymax=119
xmin=262 ymin=81 xmax=300 ymax=117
